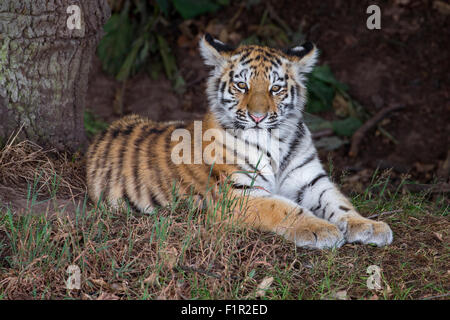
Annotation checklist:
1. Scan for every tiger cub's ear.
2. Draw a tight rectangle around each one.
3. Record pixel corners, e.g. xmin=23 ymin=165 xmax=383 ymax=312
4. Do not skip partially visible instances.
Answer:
xmin=284 ymin=42 xmax=319 ymax=74
xmin=199 ymin=33 xmax=235 ymax=67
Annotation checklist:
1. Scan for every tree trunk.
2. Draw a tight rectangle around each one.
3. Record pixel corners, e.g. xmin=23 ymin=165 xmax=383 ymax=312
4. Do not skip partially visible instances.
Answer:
xmin=0 ymin=0 xmax=110 ymax=151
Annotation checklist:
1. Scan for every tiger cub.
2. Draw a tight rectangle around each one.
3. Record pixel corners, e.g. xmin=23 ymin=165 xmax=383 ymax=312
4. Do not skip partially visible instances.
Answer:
xmin=86 ymin=34 xmax=393 ymax=249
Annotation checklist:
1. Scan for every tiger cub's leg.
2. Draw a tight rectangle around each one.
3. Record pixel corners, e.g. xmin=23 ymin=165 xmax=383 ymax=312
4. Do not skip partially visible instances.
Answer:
xmin=299 ymin=176 xmax=393 ymax=246
xmin=232 ymin=195 xmax=345 ymax=249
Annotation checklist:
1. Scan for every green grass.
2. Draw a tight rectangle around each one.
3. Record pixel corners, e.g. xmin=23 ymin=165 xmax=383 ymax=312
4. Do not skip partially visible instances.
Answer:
xmin=0 ymin=170 xmax=448 ymax=300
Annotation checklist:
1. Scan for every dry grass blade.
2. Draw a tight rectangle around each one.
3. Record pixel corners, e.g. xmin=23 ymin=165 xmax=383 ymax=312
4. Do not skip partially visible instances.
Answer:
xmin=0 ymin=127 xmax=86 ymax=200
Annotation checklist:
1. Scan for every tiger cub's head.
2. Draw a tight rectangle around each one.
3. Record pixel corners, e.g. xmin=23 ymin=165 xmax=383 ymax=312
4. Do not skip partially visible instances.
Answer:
xmin=200 ymin=34 xmax=318 ymax=131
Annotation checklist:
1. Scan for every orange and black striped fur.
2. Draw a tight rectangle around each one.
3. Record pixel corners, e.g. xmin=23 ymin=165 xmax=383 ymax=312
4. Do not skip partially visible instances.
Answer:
xmin=86 ymin=34 xmax=393 ymax=249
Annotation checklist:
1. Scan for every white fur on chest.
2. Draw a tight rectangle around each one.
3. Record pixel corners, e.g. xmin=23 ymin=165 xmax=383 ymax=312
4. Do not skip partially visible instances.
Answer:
xmin=220 ymin=125 xmax=323 ymax=201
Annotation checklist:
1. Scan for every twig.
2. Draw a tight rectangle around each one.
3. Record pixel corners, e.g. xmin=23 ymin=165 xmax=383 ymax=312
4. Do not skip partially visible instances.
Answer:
xmin=176 ymin=264 xmax=240 ymax=281
xmin=113 ymin=80 xmax=127 ymax=116
xmin=349 ymin=104 xmax=405 ymax=157
xmin=421 ymin=293 xmax=450 ymax=300
xmin=367 ymin=209 xmax=403 ymax=219
xmin=186 ymin=75 xmax=207 ymax=88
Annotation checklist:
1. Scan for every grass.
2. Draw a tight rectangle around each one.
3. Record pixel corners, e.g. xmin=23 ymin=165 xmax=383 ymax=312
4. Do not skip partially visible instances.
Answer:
xmin=0 ymin=143 xmax=448 ymax=300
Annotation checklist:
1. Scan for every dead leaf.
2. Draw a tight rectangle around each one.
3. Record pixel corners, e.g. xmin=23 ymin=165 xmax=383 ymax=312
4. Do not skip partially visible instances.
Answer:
xmin=228 ymin=32 xmax=242 ymax=43
xmin=433 ymin=1 xmax=450 ymax=15
xmin=256 ymin=276 xmax=274 ymax=297
xmin=383 ymin=283 xmax=392 ymax=296
xmin=90 ymin=278 xmax=108 ymax=289
xmin=219 ymin=29 xmax=229 ymax=43
xmin=160 ymin=247 xmax=178 ymax=270
xmin=97 ymin=292 xmax=120 ymax=300
xmin=414 ymin=162 xmax=435 ymax=173
xmin=436 ymin=150 xmax=450 ymax=180
xmin=333 ymin=290 xmax=349 ymax=300
xmin=82 ymin=293 xmax=93 ymax=300
xmin=433 ymin=232 xmax=443 ymax=242
xmin=143 ymin=273 xmax=160 ymax=287
xmin=111 ymin=282 xmax=126 ymax=293
xmin=205 ymin=21 xmax=226 ymax=39
xmin=332 ymin=93 xmax=350 ymax=117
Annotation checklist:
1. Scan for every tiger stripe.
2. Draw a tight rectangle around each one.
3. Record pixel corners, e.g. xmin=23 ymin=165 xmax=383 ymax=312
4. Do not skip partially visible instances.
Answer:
xmin=86 ymin=34 xmax=393 ymax=249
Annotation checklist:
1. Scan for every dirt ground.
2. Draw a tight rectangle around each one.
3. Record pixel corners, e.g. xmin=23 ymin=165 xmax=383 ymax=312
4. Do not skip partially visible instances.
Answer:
xmin=86 ymin=0 xmax=449 ymax=188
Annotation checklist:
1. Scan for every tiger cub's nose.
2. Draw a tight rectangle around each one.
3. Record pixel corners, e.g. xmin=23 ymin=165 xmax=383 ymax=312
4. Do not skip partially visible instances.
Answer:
xmin=249 ymin=112 xmax=267 ymax=124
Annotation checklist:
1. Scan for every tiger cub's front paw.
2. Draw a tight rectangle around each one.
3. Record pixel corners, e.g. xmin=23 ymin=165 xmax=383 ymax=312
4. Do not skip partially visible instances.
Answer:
xmin=337 ymin=215 xmax=393 ymax=247
xmin=289 ymin=217 xmax=345 ymax=249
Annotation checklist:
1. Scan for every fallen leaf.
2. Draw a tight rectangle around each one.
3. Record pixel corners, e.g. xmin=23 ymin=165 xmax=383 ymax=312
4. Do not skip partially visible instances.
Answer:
xmin=219 ymin=29 xmax=229 ymax=43
xmin=111 ymin=282 xmax=126 ymax=292
xmin=332 ymin=93 xmax=350 ymax=117
xmin=399 ymin=243 xmax=408 ymax=249
xmin=90 ymin=278 xmax=108 ymax=289
xmin=97 ymin=292 xmax=119 ymax=300
xmin=433 ymin=1 xmax=450 ymax=15
xmin=160 ymin=247 xmax=178 ymax=270
xmin=334 ymin=290 xmax=349 ymax=300
xmin=256 ymin=276 xmax=274 ymax=297
xmin=433 ymin=232 xmax=443 ymax=242
xmin=383 ymin=283 xmax=392 ymax=296
xmin=82 ymin=293 xmax=93 ymax=300
xmin=143 ymin=273 xmax=160 ymax=287
xmin=414 ymin=162 xmax=435 ymax=173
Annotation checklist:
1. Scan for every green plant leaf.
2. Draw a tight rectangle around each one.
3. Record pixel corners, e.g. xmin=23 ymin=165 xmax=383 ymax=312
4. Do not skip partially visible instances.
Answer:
xmin=157 ymin=35 xmax=177 ymax=80
xmin=97 ymin=8 xmax=134 ymax=77
xmin=310 ymin=65 xmax=336 ymax=84
xmin=156 ymin=0 xmax=170 ymax=16
xmin=306 ymin=77 xmax=335 ymax=112
xmin=173 ymin=73 xmax=186 ymax=95
xmin=314 ymin=136 xmax=346 ymax=151
xmin=117 ymin=36 xmax=145 ymax=81
xmin=311 ymin=65 xmax=349 ymax=92
xmin=331 ymin=117 xmax=363 ymax=137
xmin=84 ymin=110 xmax=108 ymax=137
xmin=303 ymin=113 xmax=332 ymax=132
xmin=172 ymin=0 xmax=220 ymax=19
xmin=306 ymin=97 xmax=328 ymax=113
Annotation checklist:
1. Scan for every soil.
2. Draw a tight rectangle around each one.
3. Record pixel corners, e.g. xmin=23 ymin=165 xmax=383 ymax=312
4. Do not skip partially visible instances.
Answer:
xmin=86 ymin=0 xmax=450 ymax=186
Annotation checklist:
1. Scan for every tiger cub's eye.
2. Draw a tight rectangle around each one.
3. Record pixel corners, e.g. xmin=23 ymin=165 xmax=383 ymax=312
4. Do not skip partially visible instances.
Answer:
xmin=236 ymin=82 xmax=247 ymax=90
xmin=271 ymin=85 xmax=281 ymax=93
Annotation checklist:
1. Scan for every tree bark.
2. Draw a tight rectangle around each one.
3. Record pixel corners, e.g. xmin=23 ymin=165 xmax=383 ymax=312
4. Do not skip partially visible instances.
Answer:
xmin=0 ymin=0 xmax=110 ymax=151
